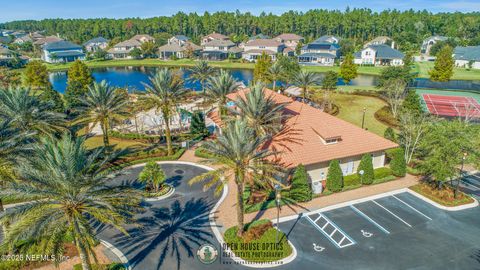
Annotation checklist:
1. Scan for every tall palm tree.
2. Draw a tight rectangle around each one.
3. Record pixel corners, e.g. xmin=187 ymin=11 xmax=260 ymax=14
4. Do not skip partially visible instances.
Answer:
xmin=0 ymin=87 xmax=65 ymax=136
xmin=188 ymin=60 xmax=217 ymax=94
xmin=0 ymin=120 xmax=33 ymax=211
xmin=205 ymin=70 xmax=240 ymax=117
xmin=229 ymin=83 xmax=287 ymax=137
xmin=292 ymin=70 xmax=321 ymax=103
xmin=76 ymin=80 xmax=130 ymax=147
xmin=140 ymin=68 xmax=188 ymax=155
xmin=267 ymin=61 xmax=284 ymax=92
xmin=0 ymin=135 xmax=142 ymax=270
xmin=189 ymin=120 xmax=283 ymax=236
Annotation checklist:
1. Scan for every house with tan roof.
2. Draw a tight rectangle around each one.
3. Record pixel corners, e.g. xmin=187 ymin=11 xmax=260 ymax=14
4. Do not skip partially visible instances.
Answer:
xmin=201 ymin=39 xmax=238 ymax=60
xmin=33 ymin=35 xmax=63 ymax=46
xmin=201 ymin=32 xmax=230 ymax=46
xmin=208 ymin=88 xmax=398 ymax=189
xmin=365 ymin=36 xmax=393 ymax=47
xmin=274 ymin=33 xmax=304 ymax=48
xmin=242 ymin=39 xmax=285 ymax=62
xmin=107 ymin=34 xmax=154 ymax=59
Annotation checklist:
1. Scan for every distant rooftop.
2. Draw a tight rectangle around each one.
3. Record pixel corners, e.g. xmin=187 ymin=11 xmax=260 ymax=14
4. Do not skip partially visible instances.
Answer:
xmin=44 ymin=40 xmax=82 ymax=50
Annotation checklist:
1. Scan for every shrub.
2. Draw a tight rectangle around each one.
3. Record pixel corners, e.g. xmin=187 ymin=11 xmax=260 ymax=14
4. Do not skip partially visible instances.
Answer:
xmin=344 ymin=173 xmax=360 ymax=187
xmin=384 ymin=127 xmax=397 ymax=142
xmin=374 ymin=106 xmax=399 ymax=128
xmin=243 ymin=220 xmax=273 ymax=242
xmin=374 ymin=167 xmax=393 ymax=179
xmin=190 ymin=111 xmax=208 ymax=136
xmin=289 ymin=164 xmax=312 ymax=202
xmin=357 ymin=154 xmax=374 ymax=185
xmin=326 ymin=160 xmax=343 ymax=192
xmin=387 ymin=148 xmax=407 ymax=177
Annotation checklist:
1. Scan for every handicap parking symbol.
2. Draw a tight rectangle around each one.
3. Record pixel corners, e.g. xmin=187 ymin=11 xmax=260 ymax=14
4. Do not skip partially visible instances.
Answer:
xmin=313 ymin=243 xmax=325 ymax=252
xmin=361 ymin=229 xmax=373 ymax=238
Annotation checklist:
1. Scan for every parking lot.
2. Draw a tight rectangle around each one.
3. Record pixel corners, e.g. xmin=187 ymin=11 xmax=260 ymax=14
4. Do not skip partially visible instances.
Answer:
xmin=460 ymin=172 xmax=480 ymax=199
xmin=277 ymin=191 xmax=480 ymax=270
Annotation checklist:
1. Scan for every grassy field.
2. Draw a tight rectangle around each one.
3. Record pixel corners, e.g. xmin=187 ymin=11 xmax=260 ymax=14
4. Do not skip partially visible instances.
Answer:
xmin=413 ymin=62 xmax=480 ymax=80
xmin=330 ymin=92 xmax=390 ymax=136
xmin=84 ymin=136 xmax=147 ymax=150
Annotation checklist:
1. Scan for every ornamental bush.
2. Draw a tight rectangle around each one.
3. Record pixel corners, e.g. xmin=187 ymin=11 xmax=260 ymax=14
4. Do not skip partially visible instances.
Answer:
xmin=326 ymin=160 xmax=343 ymax=192
xmin=358 ymin=154 xmax=374 ymax=185
xmin=289 ymin=164 xmax=312 ymax=202
xmin=387 ymin=148 xmax=407 ymax=177
xmin=384 ymin=127 xmax=396 ymax=142
xmin=190 ymin=111 xmax=208 ymax=136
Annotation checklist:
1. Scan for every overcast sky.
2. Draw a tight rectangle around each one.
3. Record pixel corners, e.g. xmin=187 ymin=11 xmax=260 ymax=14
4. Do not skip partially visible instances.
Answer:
xmin=1 ymin=0 xmax=479 ymax=23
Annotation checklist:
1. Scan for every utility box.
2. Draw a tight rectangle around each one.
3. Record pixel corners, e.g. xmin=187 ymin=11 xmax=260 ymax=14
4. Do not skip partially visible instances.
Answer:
xmin=312 ymin=180 xmax=323 ymax=194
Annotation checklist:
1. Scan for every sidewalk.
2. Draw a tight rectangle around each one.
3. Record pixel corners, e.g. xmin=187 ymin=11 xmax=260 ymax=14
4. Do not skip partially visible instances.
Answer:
xmin=179 ymin=148 xmax=420 ymax=230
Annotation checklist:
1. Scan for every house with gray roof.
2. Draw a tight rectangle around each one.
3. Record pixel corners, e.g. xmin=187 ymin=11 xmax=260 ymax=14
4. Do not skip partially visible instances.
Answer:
xmin=158 ymin=41 xmax=202 ymax=60
xmin=421 ymin=36 xmax=448 ymax=55
xmin=454 ymin=46 xmax=480 ymax=69
xmin=201 ymin=39 xmax=236 ymax=60
xmin=83 ymin=37 xmax=109 ymax=52
xmin=298 ymin=35 xmax=341 ymax=66
xmin=354 ymin=44 xmax=404 ymax=66
xmin=42 ymin=40 xmax=85 ymax=63
xmin=107 ymin=34 xmax=154 ymax=59
xmin=168 ymin=35 xmax=190 ymax=46
xmin=242 ymin=39 xmax=284 ymax=62
xmin=274 ymin=33 xmax=304 ymax=48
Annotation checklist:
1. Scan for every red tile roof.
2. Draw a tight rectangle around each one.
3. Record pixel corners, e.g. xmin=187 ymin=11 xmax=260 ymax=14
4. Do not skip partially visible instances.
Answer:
xmin=208 ymin=88 xmax=398 ymax=168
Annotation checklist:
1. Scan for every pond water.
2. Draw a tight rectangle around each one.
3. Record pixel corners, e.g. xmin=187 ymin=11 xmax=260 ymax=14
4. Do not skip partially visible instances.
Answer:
xmin=49 ymin=66 xmax=480 ymax=93
xmin=49 ymin=66 xmax=379 ymax=93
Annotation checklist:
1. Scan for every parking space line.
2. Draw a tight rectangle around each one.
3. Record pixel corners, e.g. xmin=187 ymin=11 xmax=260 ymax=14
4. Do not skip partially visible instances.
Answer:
xmin=305 ymin=214 xmax=356 ymax=248
xmin=372 ymin=200 xmax=412 ymax=228
xmin=392 ymin=195 xmax=432 ymax=221
xmin=349 ymin=205 xmax=390 ymax=234
xmin=463 ymin=178 xmax=480 ymax=189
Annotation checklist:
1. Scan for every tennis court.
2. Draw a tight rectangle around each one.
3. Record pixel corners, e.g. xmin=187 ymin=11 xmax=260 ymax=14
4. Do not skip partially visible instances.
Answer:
xmin=421 ymin=93 xmax=480 ymax=117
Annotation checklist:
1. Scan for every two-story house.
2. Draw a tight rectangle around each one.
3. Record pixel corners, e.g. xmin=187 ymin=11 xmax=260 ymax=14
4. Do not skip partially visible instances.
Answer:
xmin=201 ymin=32 xmax=229 ymax=46
xmin=454 ymin=46 xmax=480 ymax=69
xmin=158 ymin=35 xmax=202 ymax=59
xmin=274 ymin=33 xmax=304 ymax=48
xmin=42 ymin=40 xmax=85 ymax=63
xmin=354 ymin=44 xmax=404 ymax=66
xmin=107 ymin=34 xmax=154 ymax=59
xmin=242 ymin=39 xmax=285 ymax=62
xmin=201 ymin=39 xmax=237 ymax=60
xmin=298 ymin=36 xmax=341 ymax=66
xmin=421 ymin=36 xmax=448 ymax=56
xmin=83 ymin=37 xmax=109 ymax=52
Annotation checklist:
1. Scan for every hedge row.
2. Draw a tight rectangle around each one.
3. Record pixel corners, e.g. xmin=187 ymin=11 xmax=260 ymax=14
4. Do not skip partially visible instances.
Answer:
xmin=374 ymin=106 xmax=400 ymax=128
xmin=106 ymin=148 xmax=186 ymax=172
xmin=344 ymin=167 xmax=394 ymax=187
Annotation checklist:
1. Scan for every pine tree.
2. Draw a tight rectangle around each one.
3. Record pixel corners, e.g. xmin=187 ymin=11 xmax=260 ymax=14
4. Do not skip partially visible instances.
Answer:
xmin=65 ymin=60 xmax=93 ymax=110
xmin=253 ymin=52 xmax=272 ymax=83
xmin=357 ymin=154 xmax=374 ymax=185
xmin=326 ymin=160 xmax=343 ymax=192
xmin=23 ymin=60 xmax=50 ymax=90
xmin=190 ymin=111 xmax=208 ymax=136
xmin=384 ymin=127 xmax=397 ymax=142
xmin=322 ymin=71 xmax=338 ymax=91
xmin=39 ymin=86 xmax=65 ymax=113
xmin=401 ymin=89 xmax=424 ymax=116
xmin=429 ymin=45 xmax=454 ymax=82
xmin=339 ymin=53 xmax=358 ymax=84
xmin=289 ymin=164 xmax=312 ymax=202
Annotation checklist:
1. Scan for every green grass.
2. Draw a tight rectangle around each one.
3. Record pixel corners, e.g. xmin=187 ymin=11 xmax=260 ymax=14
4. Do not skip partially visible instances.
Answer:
xmin=328 ymin=92 xmax=390 ymax=136
xmin=223 ymin=219 xmax=292 ymax=263
xmin=410 ymin=183 xmax=474 ymax=207
xmin=414 ymin=62 xmax=480 ymax=80
xmin=84 ymin=136 xmax=147 ymax=150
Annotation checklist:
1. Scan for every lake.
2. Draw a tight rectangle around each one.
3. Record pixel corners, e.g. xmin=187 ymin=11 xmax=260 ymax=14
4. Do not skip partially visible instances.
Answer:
xmin=49 ymin=66 xmax=379 ymax=93
xmin=49 ymin=66 xmax=480 ymax=93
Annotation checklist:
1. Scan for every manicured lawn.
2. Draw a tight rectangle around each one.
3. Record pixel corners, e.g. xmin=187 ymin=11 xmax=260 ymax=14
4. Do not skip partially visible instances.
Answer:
xmin=84 ymin=136 xmax=147 ymax=150
xmin=414 ymin=62 xmax=480 ymax=80
xmin=329 ymin=92 xmax=390 ymax=136
xmin=410 ymin=183 xmax=475 ymax=207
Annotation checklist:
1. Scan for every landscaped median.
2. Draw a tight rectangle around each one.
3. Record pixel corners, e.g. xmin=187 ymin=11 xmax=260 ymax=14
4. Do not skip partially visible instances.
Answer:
xmin=409 ymin=182 xmax=475 ymax=207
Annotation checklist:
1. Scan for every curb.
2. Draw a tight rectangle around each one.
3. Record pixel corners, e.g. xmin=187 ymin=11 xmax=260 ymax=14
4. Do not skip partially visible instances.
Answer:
xmin=405 ymin=188 xmax=479 ymax=211
xmin=100 ymin=240 xmax=131 ymax=270
xmin=144 ymin=184 xmax=175 ymax=202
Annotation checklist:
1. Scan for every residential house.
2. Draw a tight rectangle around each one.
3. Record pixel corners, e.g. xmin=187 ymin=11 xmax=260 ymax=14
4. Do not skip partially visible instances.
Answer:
xmin=365 ymin=36 xmax=393 ymax=47
xmin=454 ymin=46 xmax=480 ymax=69
xmin=33 ymin=35 xmax=64 ymax=47
xmin=201 ymin=39 xmax=236 ymax=60
xmin=30 ymin=32 xmax=45 ymax=41
xmin=354 ymin=44 xmax=404 ymax=66
xmin=421 ymin=36 xmax=448 ymax=55
xmin=158 ymin=39 xmax=202 ymax=59
xmin=83 ymin=37 xmax=109 ymax=52
xmin=0 ymin=47 xmax=15 ymax=62
xmin=274 ymin=33 xmax=304 ymax=48
xmin=201 ymin=32 xmax=229 ymax=46
xmin=42 ymin=40 xmax=85 ymax=63
xmin=168 ymin=35 xmax=190 ymax=46
xmin=242 ymin=39 xmax=285 ymax=62
xmin=298 ymin=35 xmax=341 ymax=66
xmin=14 ymin=35 xmax=33 ymax=44
xmin=107 ymin=34 xmax=154 ymax=59
xmin=208 ymin=88 xmax=397 ymax=191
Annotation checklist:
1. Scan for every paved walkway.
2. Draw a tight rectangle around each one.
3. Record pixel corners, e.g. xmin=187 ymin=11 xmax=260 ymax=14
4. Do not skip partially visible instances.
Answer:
xmin=179 ymin=148 xmax=420 ymax=229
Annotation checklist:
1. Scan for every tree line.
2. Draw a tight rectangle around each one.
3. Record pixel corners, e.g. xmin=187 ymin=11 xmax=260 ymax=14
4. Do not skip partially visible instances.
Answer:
xmin=2 ymin=8 xmax=480 ymax=50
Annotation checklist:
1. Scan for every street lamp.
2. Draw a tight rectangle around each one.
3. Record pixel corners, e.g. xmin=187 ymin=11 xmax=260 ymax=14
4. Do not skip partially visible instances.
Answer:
xmin=274 ymin=184 xmax=281 ymax=244
xmin=361 ymin=107 xmax=366 ymax=129
xmin=359 ymin=170 xmax=365 ymax=185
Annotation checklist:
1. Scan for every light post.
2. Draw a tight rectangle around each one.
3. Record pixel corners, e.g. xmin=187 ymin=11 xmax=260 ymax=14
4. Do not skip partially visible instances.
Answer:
xmin=359 ymin=170 xmax=365 ymax=185
xmin=274 ymin=184 xmax=281 ymax=244
xmin=361 ymin=107 xmax=366 ymax=129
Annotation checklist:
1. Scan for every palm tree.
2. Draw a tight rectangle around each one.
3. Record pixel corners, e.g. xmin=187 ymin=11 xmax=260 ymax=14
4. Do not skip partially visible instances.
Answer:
xmin=138 ymin=161 xmax=166 ymax=193
xmin=267 ymin=61 xmax=284 ymax=92
xmin=76 ymin=80 xmax=130 ymax=147
xmin=229 ymin=83 xmax=287 ymax=137
xmin=292 ymin=70 xmax=321 ymax=103
xmin=188 ymin=60 xmax=217 ymax=94
xmin=140 ymin=68 xmax=188 ymax=155
xmin=205 ymin=70 xmax=240 ymax=117
xmin=0 ymin=134 xmax=142 ymax=270
xmin=0 ymin=87 xmax=65 ymax=136
xmin=189 ymin=120 xmax=283 ymax=236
